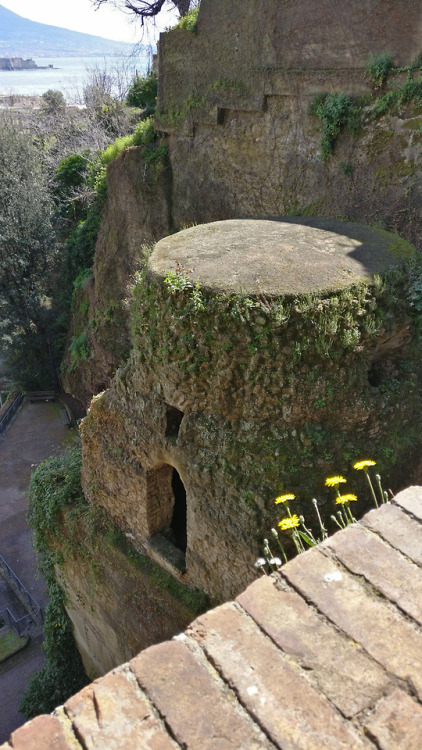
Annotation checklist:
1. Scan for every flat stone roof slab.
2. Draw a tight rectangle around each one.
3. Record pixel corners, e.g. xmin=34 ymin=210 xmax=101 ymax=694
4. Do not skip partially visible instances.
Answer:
xmin=149 ymin=218 xmax=417 ymax=296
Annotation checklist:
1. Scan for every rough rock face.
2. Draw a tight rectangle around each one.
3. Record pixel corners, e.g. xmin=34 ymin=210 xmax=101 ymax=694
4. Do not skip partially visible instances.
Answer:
xmin=81 ymin=219 xmax=422 ymax=603
xmin=60 ymin=1 xmax=422 ymax=665
xmin=57 ymin=527 xmax=202 ymax=679
xmin=157 ymin=0 xmax=422 ymax=236
xmin=61 ymin=148 xmax=171 ymax=407
xmin=63 ymin=0 xmax=422 ymax=407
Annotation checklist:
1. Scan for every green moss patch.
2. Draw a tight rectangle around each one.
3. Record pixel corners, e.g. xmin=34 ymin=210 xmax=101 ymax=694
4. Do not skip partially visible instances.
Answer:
xmin=0 ymin=629 xmax=28 ymax=661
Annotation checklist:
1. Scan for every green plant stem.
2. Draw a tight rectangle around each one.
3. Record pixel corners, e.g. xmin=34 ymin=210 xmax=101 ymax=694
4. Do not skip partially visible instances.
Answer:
xmin=365 ymin=470 xmax=379 ymax=508
xmin=312 ymin=498 xmax=327 ymax=539
xmin=337 ymin=510 xmax=347 ymax=529
xmin=292 ymin=529 xmax=305 ymax=554
xmin=375 ymin=474 xmax=385 ymax=505
xmin=271 ymin=528 xmax=288 ymax=564
xmin=331 ymin=514 xmax=344 ymax=530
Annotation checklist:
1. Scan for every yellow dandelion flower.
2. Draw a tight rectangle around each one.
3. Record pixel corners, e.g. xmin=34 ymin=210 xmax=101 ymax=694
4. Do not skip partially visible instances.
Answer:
xmin=325 ymin=476 xmax=347 ymax=487
xmin=335 ymin=494 xmax=358 ymax=505
xmin=353 ymin=459 xmax=376 ymax=471
xmin=278 ymin=514 xmax=300 ymax=531
xmin=275 ymin=493 xmax=296 ymax=504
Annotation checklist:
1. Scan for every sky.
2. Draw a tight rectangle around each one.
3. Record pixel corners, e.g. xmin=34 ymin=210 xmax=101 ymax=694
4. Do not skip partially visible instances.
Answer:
xmin=0 ymin=0 xmax=178 ymax=43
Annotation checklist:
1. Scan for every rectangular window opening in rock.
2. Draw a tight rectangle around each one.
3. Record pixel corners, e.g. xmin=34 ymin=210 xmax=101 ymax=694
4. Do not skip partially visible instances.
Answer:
xmin=165 ymin=405 xmax=184 ymax=439
xmin=146 ymin=465 xmax=187 ymax=575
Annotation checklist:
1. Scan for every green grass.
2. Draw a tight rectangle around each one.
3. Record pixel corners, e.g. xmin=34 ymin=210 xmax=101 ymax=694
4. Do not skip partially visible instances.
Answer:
xmin=0 ymin=628 xmax=27 ymax=660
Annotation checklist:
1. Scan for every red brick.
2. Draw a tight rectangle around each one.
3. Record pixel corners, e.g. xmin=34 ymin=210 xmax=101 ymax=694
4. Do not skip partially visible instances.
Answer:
xmin=362 ymin=689 xmax=422 ymax=749
xmin=323 ymin=523 xmax=422 ymax=623
xmin=65 ymin=668 xmax=176 ymax=750
xmin=237 ymin=575 xmax=389 ymax=717
xmin=130 ymin=639 xmax=273 ymax=749
xmin=393 ymin=486 xmax=422 ymax=520
xmin=8 ymin=715 xmax=72 ymax=750
xmin=362 ymin=504 xmax=422 ymax=565
xmin=188 ymin=602 xmax=370 ymax=749
xmin=281 ymin=547 xmax=422 ymax=700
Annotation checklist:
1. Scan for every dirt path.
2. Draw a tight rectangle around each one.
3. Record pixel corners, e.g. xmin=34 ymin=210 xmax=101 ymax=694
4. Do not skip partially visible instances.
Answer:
xmin=0 ymin=400 xmax=74 ymax=742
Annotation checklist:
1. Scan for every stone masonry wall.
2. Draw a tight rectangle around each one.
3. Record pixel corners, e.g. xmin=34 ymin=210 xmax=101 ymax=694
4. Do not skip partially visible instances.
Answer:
xmin=158 ymin=0 xmax=422 ymax=235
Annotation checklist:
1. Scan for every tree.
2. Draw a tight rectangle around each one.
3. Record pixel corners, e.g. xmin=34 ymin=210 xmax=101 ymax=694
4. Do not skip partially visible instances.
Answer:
xmin=42 ymin=89 xmax=66 ymax=112
xmin=126 ymin=69 xmax=157 ymax=113
xmin=0 ymin=113 xmax=61 ymax=388
xmin=92 ymin=0 xmax=196 ymax=25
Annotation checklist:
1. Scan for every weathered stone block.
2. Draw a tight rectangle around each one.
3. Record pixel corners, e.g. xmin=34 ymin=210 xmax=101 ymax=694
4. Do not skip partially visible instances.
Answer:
xmin=188 ymin=602 xmax=370 ymax=748
xmin=237 ymin=575 xmax=389 ymax=717
xmin=65 ymin=668 xmax=176 ymax=750
xmin=130 ymin=640 xmax=272 ymax=749
xmin=281 ymin=547 xmax=422 ymax=699
xmin=362 ymin=689 xmax=422 ymax=750
xmin=323 ymin=522 xmax=422 ymax=623
xmin=7 ymin=716 xmax=73 ymax=750
xmin=362 ymin=501 xmax=422 ymax=564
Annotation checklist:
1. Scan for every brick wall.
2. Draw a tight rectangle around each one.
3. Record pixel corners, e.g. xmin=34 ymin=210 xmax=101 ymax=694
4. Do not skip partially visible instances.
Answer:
xmin=4 ymin=486 xmax=422 ymax=748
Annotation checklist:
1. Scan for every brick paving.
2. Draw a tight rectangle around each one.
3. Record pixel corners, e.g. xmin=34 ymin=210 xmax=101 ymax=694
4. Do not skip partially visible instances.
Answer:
xmin=3 ymin=487 xmax=422 ymax=749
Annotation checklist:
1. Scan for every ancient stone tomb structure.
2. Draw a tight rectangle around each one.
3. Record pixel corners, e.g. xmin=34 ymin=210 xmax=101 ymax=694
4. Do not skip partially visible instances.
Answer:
xmin=81 ymin=218 xmax=422 ymax=602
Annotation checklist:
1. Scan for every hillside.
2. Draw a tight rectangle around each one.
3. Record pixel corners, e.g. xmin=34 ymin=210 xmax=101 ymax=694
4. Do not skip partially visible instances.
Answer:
xmin=0 ymin=4 xmax=135 ymax=57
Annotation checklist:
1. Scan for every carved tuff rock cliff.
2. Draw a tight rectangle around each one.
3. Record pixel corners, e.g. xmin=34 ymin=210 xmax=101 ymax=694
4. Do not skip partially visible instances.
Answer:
xmin=63 ymin=0 xmax=422 ymax=403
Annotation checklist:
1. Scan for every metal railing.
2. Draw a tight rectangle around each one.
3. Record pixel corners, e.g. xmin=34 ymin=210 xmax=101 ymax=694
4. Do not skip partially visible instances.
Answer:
xmin=0 ymin=554 xmax=43 ymax=632
xmin=0 ymin=606 xmax=33 ymax=638
xmin=0 ymin=391 xmax=23 ymax=439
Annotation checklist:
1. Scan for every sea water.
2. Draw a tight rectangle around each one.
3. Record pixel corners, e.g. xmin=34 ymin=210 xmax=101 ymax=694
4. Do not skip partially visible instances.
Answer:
xmin=0 ymin=53 xmax=152 ymax=102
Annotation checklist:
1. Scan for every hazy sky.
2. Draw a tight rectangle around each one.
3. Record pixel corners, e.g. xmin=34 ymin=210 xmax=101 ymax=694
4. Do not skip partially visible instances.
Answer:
xmin=0 ymin=0 xmax=178 ymax=43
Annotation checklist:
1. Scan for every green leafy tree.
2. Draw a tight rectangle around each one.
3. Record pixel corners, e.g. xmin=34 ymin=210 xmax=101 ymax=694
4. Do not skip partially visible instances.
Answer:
xmin=0 ymin=113 xmax=61 ymax=388
xmin=126 ymin=69 xmax=157 ymax=113
xmin=42 ymin=89 xmax=66 ymax=112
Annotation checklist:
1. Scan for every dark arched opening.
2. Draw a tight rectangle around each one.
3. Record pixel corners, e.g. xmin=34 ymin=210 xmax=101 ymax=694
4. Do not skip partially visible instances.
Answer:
xmin=170 ymin=469 xmax=187 ymax=553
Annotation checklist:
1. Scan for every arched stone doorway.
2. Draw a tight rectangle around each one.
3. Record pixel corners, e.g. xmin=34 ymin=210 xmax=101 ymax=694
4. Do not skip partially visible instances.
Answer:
xmin=146 ymin=463 xmax=187 ymax=573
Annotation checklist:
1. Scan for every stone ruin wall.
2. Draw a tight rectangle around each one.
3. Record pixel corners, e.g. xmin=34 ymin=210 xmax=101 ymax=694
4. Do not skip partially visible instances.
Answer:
xmin=80 ymin=219 xmax=422 ymax=606
xmin=158 ymin=0 xmax=422 ymax=231
xmin=59 ymin=0 xmax=422 ymax=673
xmin=62 ymin=0 xmax=422 ymax=405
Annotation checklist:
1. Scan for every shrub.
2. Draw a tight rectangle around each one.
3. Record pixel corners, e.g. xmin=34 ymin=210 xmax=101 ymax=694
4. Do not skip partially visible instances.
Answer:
xmin=20 ymin=449 xmax=89 ymax=719
xmin=175 ymin=5 xmax=199 ymax=32
xmin=308 ymin=93 xmax=361 ymax=160
xmin=366 ymin=51 xmax=394 ymax=89
xmin=42 ymin=89 xmax=66 ymax=111
xmin=126 ymin=70 xmax=157 ymax=114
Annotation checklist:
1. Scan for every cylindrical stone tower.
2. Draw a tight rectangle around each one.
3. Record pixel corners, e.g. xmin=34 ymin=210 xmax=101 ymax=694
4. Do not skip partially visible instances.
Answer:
xmin=82 ymin=218 xmax=422 ymax=600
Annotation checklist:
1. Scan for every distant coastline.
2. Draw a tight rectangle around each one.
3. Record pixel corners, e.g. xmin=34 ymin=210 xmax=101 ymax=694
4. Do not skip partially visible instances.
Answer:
xmin=0 ymin=57 xmax=55 ymax=71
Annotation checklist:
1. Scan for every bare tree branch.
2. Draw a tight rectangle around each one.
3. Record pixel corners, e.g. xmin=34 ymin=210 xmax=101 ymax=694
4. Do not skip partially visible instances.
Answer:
xmin=92 ymin=1 xmax=193 ymax=24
